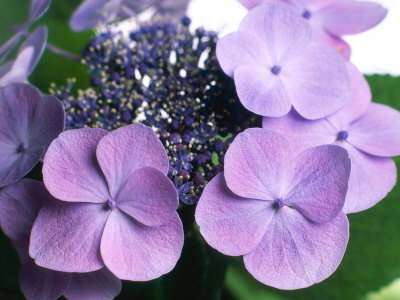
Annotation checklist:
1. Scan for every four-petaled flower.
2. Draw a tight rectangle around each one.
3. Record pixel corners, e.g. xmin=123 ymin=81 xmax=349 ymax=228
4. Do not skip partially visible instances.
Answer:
xmin=217 ymin=2 xmax=350 ymax=119
xmin=196 ymin=129 xmax=351 ymax=289
xmin=263 ymin=63 xmax=400 ymax=213
xmin=29 ymin=124 xmax=184 ymax=281
xmin=0 ymin=83 xmax=65 ymax=188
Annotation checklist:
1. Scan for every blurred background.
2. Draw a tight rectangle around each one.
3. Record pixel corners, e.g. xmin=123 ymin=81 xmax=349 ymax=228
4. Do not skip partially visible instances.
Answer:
xmin=0 ymin=1 xmax=400 ymax=299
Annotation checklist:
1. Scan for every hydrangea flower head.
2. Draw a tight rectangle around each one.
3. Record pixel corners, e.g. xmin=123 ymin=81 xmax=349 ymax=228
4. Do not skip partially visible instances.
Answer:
xmin=29 ymin=124 xmax=184 ymax=281
xmin=217 ymin=2 xmax=350 ymax=119
xmin=70 ymin=0 xmax=191 ymax=31
xmin=0 ymin=82 xmax=64 ymax=188
xmin=263 ymin=63 xmax=400 ymax=213
xmin=196 ymin=128 xmax=351 ymax=289
xmin=238 ymin=0 xmax=387 ymax=60
xmin=0 ymin=179 xmax=122 ymax=300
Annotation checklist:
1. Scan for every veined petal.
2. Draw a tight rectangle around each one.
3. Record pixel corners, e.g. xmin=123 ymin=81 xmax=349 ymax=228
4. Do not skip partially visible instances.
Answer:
xmin=244 ymin=209 xmax=349 ymax=290
xmin=101 ymin=210 xmax=183 ymax=281
xmin=195 ymin=173 xmax=274 ymax=256
xmin=43 ymin=128 xmax=110 ymax=203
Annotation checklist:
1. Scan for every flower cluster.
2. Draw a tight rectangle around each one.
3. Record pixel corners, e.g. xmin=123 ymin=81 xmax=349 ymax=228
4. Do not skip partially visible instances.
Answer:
xmin=51 ymin=17 xmax=259 ymax=204
xmin=0 ymin=0 xmax=398 ymax=299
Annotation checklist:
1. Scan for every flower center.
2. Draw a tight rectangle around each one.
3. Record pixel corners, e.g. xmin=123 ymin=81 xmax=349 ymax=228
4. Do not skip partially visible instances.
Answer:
xmin=302 ymin=10 xmax=312 ymax=19
xmin=271 ymin=65 xmax=281 ymax=75
xmin=16 ymin=143 xmax=27 ymax=153
xmin=106 ymin=199 xmax=116 ymax=210
xmin=273 ymin=198 xmax=285 ymax=210
xmin=337 ymin=130 xmax=349 ymax=141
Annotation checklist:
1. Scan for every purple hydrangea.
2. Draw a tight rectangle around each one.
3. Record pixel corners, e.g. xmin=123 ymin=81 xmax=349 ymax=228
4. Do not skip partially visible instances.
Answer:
xmin=0 ymin=26 xmax=48 ymax=87
xmin=196 ymin=129 xmax=351 ymax=289
xmin=263 ymin=63 xmax=400 ymax=213
xmin=0 ymin=83 xmax=65 ymax=188
xmin=70 ymin=0 xmax=191 ymax=31
xmin=238 ymin=0 xmax=387 ymax=60
xmin=29 ymin=124 xmax=184 ymax=281
xmin=0 ymin=179 xmax=122 ymax=300
xmin=217 ymin=2 xmax=350 ymax=120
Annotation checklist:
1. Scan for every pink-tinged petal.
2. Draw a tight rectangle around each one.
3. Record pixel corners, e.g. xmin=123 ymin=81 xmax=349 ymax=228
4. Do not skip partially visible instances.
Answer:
xmin=284 ymin=41 xmax=350 ymax=120
xmin=239 ymin=3 xmax=313 ymax=63
xmin=19 ymin=261 xmax=71 ymax=300
xmin=43 ymin=128 xmax=110 ymax=203
xmin=29 ymin=0 xmax=52 ymax=22
xmin=238 ymin=0 xmax=265 ymax=10
xmin=216 ymin=31 xmax=270 ymax=77
xmin=234 ymin=65 xmax=292 ymax=117
xmin=339 ymin=143 xmax=397 ymax=213
xmin=347 ymin=103 xmax=400 ymax=157
xmin=0 ymin=84 xmax=48 ymax=187
xmin=315 ymin=29 xmax=351 ymax=61
xmin=63 ymin=268 xmax=121 ymax=300
xmin=101 ymin=210 xmax=183 ymax=281
xmin=29 ymin=201 xmax=109 ymax=272
xmin=96 ymin=124 xmax=169 ymax=198
xmin=319 ymin=1 xmax=387 ymax=36
xmin=262 ymin=109 xmax=337 ymax=154
xmin=328 ymin=63 xmax=371 ymax=129
xmin=117 ymin=167 xmax=178 ymax=227
xmin=285 ymin=145 xmax=350 ymax=223
xmin=195 ymin=173 xmax=274 ymax=256
xmin=244 ymin=209 xmax=349 ymax=290
xmin=0 ymin=179 xmax=46 ymax=241
xmin=224 ymin=129 xmax=293 ymax=200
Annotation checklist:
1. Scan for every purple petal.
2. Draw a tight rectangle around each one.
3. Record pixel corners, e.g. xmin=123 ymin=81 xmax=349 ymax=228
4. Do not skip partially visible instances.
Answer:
xmin=234 ymin=65 xmax=292 ymax=117
xmin=18 ymin=26 xmax=48 ymax=78
xmin=195 ymin=173 xmax=274 ymax=256
xmin=238 ymin=0 xmax=265 ymax=9
xmin=319 ymin=0 xmax=387 ymax=36
xmin=347 ymin=103 xmax=400 ymax=157
xmin=96 ymin=124 xmax=169 ymax=199
xmin=339 ymin=143 xmax=397 ymax=213
xmin=244 ymin=209 xmax=349 ymax=290
xmin=224 ymin=129 xmax=293 ymax=200
xmin=262 ymin=109 xmax=337 ymax=153
xmin=0 ymin=179 xmax=46 ymax=241
xmin=117 ymin=167 xmax=178 ymax=227
xmin=101 ymin=210 xmax=183 ymax=281
xmin=43 ymin=128 xmax=110 ymax=203
xmin=239 ymin=3 xmax=313 ymax=63
xmin=70 ymin=0 xmax=119 ymax=31
xmin=0 ymin=83 xmax=61 ymax=188
xmin=0 ymin=32 xmax=24 ymax=61
xmin=285 ymin=145 xmax=350 ymax=223
xmin=327 ymin=63 xmax=371 ymax=129
xmin=63 ymin=268 xmax=121 ymax=300
xmin=216 ymin=31 xmax=270 ymax=77
xmin=29 ymin=201 xmax=109 ymax=272
xmin=284 ymin=41 xmax=350 ymax=120
xmin=19 ymin=260 xmax=71 ymax=300
xmin=156 ymin=0 xmax=191 ymax=18
xmin=29 ymin=0 xmax=52 ymax=23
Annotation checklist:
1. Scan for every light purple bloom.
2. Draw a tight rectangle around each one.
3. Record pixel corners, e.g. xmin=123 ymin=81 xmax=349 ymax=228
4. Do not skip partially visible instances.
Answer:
xmin=0 ymin=83 xmax=64 ymax=188
xmin=29 ymin=124 xmax=184 ymax=281
xmin=217 ymin=2 xmax=350 ymax=120
xmin=0 ymin=26 xmax=48 ymax=87
xmin=70 ymin=0 xmax=191 ymax=31
xmin=263 ymin=63 xmax=400 ymax=213
xmin=0 ymin=179 xmax=122 ymax=300
xmin=195 ymin=128 xmax=350 ymax=289
xmin=238 ymin=0 xmax=387 ymax=60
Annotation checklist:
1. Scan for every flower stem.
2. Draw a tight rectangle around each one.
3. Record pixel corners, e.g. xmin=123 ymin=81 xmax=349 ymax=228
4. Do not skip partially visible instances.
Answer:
xmin=46 ymin=43 xmax=81 ymax=62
